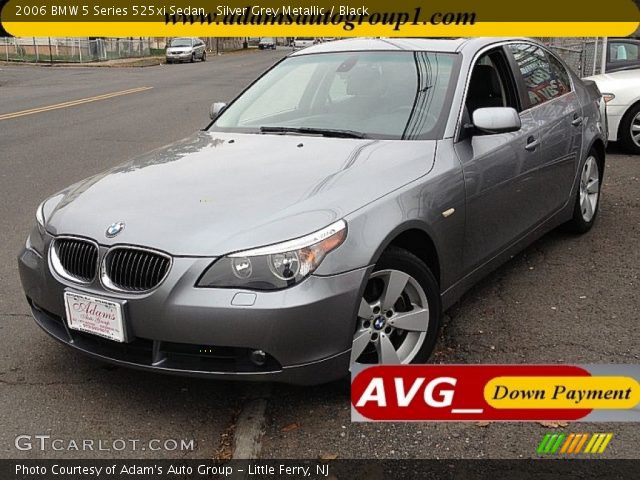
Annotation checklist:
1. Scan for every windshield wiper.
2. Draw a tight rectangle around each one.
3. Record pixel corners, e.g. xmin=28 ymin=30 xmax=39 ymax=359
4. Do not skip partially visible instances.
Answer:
xmin=259 ymin=126 xmax=367 ymax=139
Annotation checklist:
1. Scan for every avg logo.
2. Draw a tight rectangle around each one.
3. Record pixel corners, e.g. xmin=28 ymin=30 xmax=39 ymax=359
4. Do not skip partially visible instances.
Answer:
xmin=537 ymin=433 xmax=613 ymax=455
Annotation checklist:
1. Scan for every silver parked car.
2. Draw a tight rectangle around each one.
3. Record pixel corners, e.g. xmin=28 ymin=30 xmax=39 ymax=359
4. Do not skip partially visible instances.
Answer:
xmin=165 ymin=37 xmax=207 ymax=63
xmin=19 ymin=38 xmax=606 ymax=385
xmin=258 ymin=37 xmax=276 ymax=50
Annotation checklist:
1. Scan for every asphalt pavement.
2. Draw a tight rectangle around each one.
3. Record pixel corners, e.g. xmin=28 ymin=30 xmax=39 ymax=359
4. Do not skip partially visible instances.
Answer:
xmin=0 ymin=50 xmax=638 ymax=460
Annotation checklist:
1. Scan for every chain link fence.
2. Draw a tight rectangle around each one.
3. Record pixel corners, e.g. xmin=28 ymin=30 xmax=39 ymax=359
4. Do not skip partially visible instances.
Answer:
xmin=0 ymin=37 xmax=246 ymax=63
xmin=1 ymin=37 xmax=626 ymax=72
xmin=537 ymin=37 xmax=606 ymax=77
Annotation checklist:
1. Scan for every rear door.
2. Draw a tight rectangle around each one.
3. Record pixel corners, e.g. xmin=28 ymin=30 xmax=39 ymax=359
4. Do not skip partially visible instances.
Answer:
xmin=507 ymin=43 xmax=581 ymax=217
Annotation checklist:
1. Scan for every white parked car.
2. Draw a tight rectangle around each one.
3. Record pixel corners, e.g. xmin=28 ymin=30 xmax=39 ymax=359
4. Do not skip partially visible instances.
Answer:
xmin=585 ymin=68 xmax=640 ymax=154
xmin=292 ymin=37 xmax=315 ymax=50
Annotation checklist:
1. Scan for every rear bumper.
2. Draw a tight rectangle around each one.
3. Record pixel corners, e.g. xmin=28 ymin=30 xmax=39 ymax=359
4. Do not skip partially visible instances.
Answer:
xmin=18 ymin=234 xmax=368 ymax=385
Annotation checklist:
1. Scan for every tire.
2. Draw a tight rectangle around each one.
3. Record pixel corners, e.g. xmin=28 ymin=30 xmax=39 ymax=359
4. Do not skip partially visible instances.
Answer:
xmin=350 ymin=247 xmax=442 ymax=369
xmin=564 ymin=149 xmax=602 ymax=233
xmin=201 ymin=51 xmax=207 ymax=62
xmin=190 ymin=53 xmax=196 ymax=63
xmin=619 ymin=102 xmax=640 ymax=155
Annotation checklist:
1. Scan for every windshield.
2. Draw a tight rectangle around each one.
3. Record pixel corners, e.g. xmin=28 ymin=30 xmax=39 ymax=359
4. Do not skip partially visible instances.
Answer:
xmin=171 ymin=39 xmax=192 ymax=47
xmin=212 ymin=51 xmax=460 ymax=140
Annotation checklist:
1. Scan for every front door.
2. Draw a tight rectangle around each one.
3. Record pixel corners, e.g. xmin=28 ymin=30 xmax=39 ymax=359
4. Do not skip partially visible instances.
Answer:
xmin=455 ymin=46 xmax=543 ymax=271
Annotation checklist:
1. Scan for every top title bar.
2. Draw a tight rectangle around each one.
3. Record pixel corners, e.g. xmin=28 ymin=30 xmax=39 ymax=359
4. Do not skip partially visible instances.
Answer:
xmin=0 ymin=0 xmax=639 ymax=36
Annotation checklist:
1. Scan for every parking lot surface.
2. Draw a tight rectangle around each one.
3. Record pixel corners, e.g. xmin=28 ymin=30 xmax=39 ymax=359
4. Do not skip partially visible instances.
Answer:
xmin=1 ymin=50 xmax=638 ymax=459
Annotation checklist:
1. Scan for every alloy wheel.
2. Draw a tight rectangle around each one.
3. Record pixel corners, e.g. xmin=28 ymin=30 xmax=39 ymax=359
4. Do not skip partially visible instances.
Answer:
xmin=631 ymin=111 xmax=640 ymax=148
xmin=351 ymin=269 xmax=430 ymax=366
xmin=579 ymin=155 xmax=600 ymax=222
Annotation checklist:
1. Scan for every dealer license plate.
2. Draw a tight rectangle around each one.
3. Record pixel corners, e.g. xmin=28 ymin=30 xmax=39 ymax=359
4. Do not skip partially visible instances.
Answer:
xmin=64 ymin=291 xmax=125 ymax=343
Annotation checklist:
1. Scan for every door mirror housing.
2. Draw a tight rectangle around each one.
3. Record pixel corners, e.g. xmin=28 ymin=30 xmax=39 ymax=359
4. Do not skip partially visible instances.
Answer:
xmin=209 ymin=102 xmax=227 ymax=121
xmin=472 ymin=107 xmax=521 ymax=134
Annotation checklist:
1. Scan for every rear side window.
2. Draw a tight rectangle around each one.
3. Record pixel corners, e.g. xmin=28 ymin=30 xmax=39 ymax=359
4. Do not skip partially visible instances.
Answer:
xmin=509 ymin=44 xmax=571 ymax=108
xmin=609 ymin=41 xmax=639 ymax=63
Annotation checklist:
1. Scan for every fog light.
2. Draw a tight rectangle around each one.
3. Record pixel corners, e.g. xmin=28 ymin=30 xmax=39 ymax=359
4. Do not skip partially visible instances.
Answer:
xmin=250 ymin=350 xmax=267 ymax=366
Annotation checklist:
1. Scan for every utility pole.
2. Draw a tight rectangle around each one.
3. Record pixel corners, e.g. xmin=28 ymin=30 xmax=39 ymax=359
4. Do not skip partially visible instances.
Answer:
xmin=33 ymin=37 xmax=39 ymax=62
xmin=600 ymin=37 xmax=608 ymax=74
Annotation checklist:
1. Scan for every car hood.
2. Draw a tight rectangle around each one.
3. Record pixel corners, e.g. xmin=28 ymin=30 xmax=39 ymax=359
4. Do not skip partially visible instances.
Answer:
xmin=45 ymin=131 xmax=436 ymax=256
xmin=166 ymin=47 xmax=191 ymax=53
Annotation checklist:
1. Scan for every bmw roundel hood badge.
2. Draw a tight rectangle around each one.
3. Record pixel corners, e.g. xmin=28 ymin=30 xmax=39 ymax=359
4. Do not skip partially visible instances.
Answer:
xmin=106 ymin=222 xmax=125 ymax=238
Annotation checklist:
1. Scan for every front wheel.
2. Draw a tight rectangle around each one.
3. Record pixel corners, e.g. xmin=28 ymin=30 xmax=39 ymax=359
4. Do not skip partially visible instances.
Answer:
xmin=201 ymin=51 xmax=207 ymax=62
xmin=350 ymin=247 xmax=442 ymax=368
xmin=619 ymin=103 xmax=640 ymax=155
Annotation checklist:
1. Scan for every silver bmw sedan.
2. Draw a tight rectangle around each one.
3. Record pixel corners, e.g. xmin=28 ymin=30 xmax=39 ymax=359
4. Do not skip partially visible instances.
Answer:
xmin=18 ymin=38 xmax=606 ymax=385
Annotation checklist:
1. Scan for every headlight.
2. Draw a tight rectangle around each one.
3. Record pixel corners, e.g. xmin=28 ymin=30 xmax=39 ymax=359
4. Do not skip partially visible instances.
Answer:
xmin=197 ymin=220 xmax=347 ymax=290
xmin=36 ymin=201 xmax=46 ymax=231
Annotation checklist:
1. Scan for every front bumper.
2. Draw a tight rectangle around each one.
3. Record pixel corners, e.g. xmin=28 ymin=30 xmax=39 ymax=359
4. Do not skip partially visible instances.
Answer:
xmin=166 ymin=52 xmax=192 ymax=62
xmin=605 ymin=104 xmax=626 ymax=142
xmin=18 ymin=233 xmax=368 ymax=385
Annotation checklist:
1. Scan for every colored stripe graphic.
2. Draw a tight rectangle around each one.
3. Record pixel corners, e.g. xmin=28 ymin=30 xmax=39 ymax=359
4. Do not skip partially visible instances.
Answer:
xmin=549 ymin=433 xmax=565 ymax=453
xmin=539 ymin=433 xmax=613 ymax=454
xmin=596 ymin=434 xmax=613 ymax=453
xmin=559 ymin=434 xmax=575 ymax=453
xmin=572 ymin=434 xmax=589 ymax=453
xmin=537 ymin=434 xmax=552 ymax=454
xmin=583 ymin=434 xmax=599 ymax=453
xmin=584 ymin=433 xmax=614 ymax=454
xmin=537 ymin=433 xmax=565 ymax=453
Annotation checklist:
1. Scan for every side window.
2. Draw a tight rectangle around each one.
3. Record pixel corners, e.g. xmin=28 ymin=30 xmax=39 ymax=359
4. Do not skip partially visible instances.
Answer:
xmin=547 ymin=54 xmax=572 ymax=95
xmin=466 ymin=49 xmax=519 ymax=115
xmin=609 ymin=41 xmax=639 ymax=63
xmin=509 ymin=44 xmax=569 ymax=108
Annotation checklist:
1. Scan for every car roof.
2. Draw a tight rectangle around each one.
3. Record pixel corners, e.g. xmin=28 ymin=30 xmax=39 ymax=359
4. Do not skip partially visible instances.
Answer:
xmin=290 ymin=37 xmax=539 ymax=56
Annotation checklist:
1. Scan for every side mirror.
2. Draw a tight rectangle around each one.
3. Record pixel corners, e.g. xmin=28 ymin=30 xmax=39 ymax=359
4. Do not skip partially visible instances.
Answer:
xmin=472 ymin=107 xmax=521 ymax=134
xmin=209 ymin=102 xmax=227 ymax=121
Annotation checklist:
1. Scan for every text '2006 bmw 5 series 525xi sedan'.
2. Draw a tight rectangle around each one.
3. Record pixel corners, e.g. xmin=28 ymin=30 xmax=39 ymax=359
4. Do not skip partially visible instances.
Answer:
xmin=18 ymin=38 xmax=606 ymax=385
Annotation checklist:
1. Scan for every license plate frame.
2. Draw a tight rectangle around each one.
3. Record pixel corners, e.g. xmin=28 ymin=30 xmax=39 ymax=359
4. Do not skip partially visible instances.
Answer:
xmin=64 ymin=291 xmax=127 ymax=343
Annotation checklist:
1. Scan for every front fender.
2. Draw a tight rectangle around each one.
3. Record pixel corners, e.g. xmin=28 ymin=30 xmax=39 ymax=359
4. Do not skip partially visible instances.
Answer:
xmin=315 ymin=140 xmax=466 ymax=293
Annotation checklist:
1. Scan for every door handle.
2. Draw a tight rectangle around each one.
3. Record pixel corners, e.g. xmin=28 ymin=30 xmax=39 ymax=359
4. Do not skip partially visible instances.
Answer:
xmin=525 ymin=136 xmax=539 ymax=151
xmin=572 ymin=115 xmax=583 ymax=126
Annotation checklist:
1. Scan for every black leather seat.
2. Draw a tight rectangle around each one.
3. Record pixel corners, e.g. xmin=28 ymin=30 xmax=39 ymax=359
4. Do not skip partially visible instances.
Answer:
xmin=466 ymin=65 xmax=504 ymax=113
